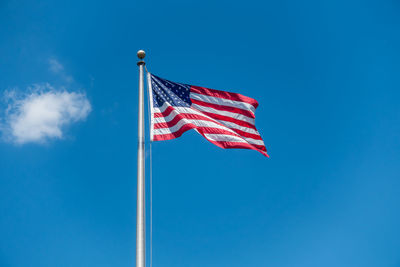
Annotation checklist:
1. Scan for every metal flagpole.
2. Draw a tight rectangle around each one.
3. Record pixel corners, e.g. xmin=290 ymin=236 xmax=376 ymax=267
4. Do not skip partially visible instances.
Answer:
xmin=136 ymin=50 xmax=146 ymax=267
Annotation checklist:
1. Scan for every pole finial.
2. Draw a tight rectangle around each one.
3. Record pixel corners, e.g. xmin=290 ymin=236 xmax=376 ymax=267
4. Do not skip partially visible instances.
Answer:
xmin=137 ymin=50 xmax=146 ymax=60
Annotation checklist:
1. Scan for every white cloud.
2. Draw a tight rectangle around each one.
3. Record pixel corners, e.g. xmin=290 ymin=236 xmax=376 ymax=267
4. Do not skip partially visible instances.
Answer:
xmin=48 ymin=58 xmax=64 ymax=73
xmin=48 ymin=58 xmax=73 ymax=83
xmin=2 ymin=84 xmax=91 ymax=144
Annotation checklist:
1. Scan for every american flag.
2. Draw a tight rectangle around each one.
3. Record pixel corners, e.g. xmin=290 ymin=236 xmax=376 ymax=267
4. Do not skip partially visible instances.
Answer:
xmin=147 ymin=73 xmax=268 ymax=157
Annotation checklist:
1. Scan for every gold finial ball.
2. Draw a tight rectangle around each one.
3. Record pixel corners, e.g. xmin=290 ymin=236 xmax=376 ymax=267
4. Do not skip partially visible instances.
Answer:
xmin=137 ymin=50 xmax=146 ymax=60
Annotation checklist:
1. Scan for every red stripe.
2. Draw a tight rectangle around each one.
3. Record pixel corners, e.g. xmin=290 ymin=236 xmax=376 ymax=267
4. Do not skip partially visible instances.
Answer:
xmin=205 ymin=140 xmax=269 ymax=157
xmin=194 ymin=129 xmax=266 ymax=151
xmin=153 ymin=126 xmax=268 ymax=157
xmin=206 ymin=139 xmax=268 ymax=154
xmin=191 ymin=98 xmax=255 ymax=118
xmin=194 ymin=129 xmax=268 ymax=157
xmin=153 ymin=106 xmax=175 ymax=118
xmin=154 ymin=109 xmax=263 ymax=140
xmin=190 ymin=86 xmax=259 ymax=109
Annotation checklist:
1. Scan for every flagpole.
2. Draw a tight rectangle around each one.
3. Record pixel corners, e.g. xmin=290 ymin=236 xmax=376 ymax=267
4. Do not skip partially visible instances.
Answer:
xmin=136 ymin=49 xmax=146 ymax=267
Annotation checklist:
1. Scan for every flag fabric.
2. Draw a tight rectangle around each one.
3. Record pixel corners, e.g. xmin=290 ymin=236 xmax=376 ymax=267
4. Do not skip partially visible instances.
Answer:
xmin=147 ymin=73 xmax=268 ymax=157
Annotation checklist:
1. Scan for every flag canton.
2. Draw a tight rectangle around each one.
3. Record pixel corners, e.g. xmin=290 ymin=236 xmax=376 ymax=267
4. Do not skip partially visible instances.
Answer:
xmin=151 ymin=74 xmax=191 ymax=107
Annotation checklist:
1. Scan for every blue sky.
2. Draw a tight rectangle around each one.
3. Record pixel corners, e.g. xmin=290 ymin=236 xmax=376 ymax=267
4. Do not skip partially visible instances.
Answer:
xmin=1 ymin=0 xmax=400 ymax=266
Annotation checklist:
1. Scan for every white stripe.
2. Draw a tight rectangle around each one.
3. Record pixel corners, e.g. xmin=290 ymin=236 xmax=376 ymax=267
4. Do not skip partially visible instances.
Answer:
xmin=191 ymin=103 xmax=255 ymax=125
xmin=153 ymin=104 xmax=194 ymax=116
xmin=203 ymin=134 xmax=247 ymax=144
xmin=190 ymin=92 xmax=256 ymax=114
xmin=204 ymin=133 xmax=265 ymax=146
xmin=153 ymin=104 xmax=260 ymax=135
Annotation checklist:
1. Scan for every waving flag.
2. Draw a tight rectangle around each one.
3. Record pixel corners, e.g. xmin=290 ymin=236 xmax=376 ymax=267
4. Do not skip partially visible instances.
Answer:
xmin=147 ymin=73 xmax=268 ymax=157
